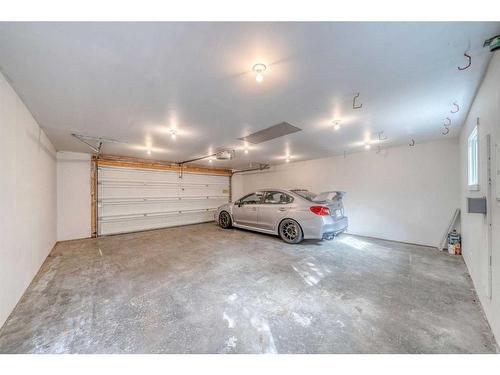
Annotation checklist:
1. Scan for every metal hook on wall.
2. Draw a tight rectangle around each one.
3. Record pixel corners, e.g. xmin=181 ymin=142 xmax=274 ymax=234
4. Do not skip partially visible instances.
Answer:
xmin=377 ymin=131 xmax=387 ymax=141
xmin=451 ymin=102 xmax=460 ymax=113
xmin=458 ymin=52 xmax=471 ymax=71
xmin=353 ymin=93 xmax=363 ymax=109
xmin=409 ymin=139 xmax=415 ymax=147
xmin=444 ymin=117 xmax=452 ymax=126
xmin=442 ymin=126 xmax=450 ymax=135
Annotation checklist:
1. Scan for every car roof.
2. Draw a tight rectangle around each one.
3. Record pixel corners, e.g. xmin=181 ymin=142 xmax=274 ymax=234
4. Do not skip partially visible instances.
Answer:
xmin=253 ymin=188 xmax=309 ymax=199
xmin=238 ymin=189 xmax=309 ymax=202
xmin=255 ymin=188 xmax=290 ymax=193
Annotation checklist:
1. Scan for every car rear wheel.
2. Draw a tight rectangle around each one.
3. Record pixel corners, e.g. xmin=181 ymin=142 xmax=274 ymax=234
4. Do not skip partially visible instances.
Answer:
xmin=279 ymin=219 xmax=303 ymax=244
xmin=219 ymin=211 xmax=232 ymax=229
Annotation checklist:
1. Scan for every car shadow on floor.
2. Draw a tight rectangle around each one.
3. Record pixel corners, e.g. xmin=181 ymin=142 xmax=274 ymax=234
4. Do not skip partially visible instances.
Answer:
xmin=224 ymin=226 xmax=330 ymax=246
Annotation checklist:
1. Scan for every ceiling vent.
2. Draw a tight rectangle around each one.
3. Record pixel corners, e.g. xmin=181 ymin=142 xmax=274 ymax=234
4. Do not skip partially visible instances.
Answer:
xmin=238 ymin=122 xmax=302 ymax=144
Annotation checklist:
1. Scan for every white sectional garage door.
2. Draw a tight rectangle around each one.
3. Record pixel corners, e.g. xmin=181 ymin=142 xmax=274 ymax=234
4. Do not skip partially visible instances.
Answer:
xmin=97 ymin=166 xmax=230 ymax=235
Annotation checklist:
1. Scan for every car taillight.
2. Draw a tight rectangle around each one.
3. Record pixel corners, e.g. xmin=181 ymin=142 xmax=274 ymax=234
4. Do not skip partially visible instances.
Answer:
xmin=310 ymin=206 xmax=330 ymax=216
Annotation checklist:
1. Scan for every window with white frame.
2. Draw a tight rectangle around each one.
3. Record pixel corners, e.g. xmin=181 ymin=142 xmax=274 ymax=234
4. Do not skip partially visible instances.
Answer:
xmin=467 ymin=125 xmax=479 ymax=190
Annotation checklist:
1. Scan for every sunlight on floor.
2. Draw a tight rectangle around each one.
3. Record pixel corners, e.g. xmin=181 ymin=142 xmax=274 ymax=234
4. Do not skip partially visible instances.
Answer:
xmin=338 ymin=236 xmax=371 ymax=250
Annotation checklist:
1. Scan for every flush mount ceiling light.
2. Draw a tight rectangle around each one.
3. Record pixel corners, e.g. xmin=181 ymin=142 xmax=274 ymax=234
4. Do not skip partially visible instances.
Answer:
xmin=168 ymin=129 xmax=177 ymax=140
xmin=252 ymin=63 xmax=267 ymax=83
xmin=332 ymin=120 xmax=341 ymax=131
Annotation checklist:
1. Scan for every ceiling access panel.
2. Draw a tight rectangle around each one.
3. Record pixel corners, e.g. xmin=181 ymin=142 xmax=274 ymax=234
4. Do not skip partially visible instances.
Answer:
xmin=238 ymin=122 xmax=302 ymax=144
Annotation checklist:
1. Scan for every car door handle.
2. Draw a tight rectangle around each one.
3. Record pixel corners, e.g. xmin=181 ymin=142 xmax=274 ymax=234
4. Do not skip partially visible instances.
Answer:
xmin=278 ymin=207 xmax=287 ymax=211
xmin=250 ymin=207 xmax=257 ymax=211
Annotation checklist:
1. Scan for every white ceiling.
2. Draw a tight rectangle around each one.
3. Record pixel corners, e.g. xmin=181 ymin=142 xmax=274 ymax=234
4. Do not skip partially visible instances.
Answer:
xmin=0 ymin=22 xmax=499 ymax=169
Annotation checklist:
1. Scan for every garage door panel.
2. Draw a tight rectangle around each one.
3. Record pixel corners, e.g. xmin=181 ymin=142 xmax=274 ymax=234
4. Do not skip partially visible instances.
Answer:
xmin=99 ymin=185 xmax=180 ymax=199
xmin=180 ymin=185 xmax=228 ymax=197
xmin=99 ymin=210 xmax=215 ymax=236
xmin=180 ymin=173 xmax=227 ymax=183
xmin=99 ymin=197 xmax=228 ymax=217
xmin=98 ymin=167 xmax=180 ymax=182
xmin=97 ymin=165 xmax=229 ymax=235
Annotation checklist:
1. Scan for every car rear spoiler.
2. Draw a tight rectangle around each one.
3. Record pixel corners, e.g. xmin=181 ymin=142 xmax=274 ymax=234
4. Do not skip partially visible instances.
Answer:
xmin=313 ymin=191 xmax=345 ymax=202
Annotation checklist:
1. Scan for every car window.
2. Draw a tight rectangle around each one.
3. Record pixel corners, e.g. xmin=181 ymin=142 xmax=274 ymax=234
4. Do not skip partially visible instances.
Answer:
xmin=263 ymin=191 xmax=294 ymax=204
xmin=239 ymin=191 xmax=264 ymax=205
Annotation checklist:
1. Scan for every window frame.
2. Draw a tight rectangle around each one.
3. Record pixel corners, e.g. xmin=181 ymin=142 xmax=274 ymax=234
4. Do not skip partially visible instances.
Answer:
xmin=262 ymin=191 xmax=294 ymax=205
xmin=467 ymin=125 xmax=479 ymax=191
xmin=238 ymin=191 xmax=265 ymax=205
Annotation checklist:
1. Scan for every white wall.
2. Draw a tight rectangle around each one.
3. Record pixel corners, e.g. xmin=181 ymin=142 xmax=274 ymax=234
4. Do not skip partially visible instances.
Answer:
xmin=232 ymin=138 xmax=460 ymax=247
xmin=57 ymin=151 xmax=91 ymax=241
xmin=0 ymin=72 xmax=57 ymax=328
xmin=459 ymin=52 xmax=500 ymax=344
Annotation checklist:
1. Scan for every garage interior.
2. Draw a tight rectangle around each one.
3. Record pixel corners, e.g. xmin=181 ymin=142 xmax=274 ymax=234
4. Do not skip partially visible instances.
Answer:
xmin=1 ymin=22 xmax=500 ymax=354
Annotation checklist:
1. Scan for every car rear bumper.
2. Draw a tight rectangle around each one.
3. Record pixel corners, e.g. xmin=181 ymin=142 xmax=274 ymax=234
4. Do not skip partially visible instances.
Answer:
xmin=303 ymin=216 xmax=348 ymax=240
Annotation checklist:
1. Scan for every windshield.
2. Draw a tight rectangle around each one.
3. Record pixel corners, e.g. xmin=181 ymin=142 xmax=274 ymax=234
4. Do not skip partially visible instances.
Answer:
xmin=291 ymin=189 xmax=317 ymax=201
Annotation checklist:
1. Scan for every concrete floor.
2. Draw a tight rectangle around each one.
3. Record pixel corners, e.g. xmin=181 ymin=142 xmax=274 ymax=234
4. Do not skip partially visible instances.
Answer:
xmin=0 ymin=223 xmax=496 ymax=353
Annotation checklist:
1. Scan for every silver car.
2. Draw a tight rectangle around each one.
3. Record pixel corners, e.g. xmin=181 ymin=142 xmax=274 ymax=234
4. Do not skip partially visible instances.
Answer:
xmin=215 ymin=189 xmax=348 ymax=244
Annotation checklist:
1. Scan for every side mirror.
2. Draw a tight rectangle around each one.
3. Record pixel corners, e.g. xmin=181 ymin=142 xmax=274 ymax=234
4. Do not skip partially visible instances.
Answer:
xmin=235 ymin=200 xmax=241 ymax=207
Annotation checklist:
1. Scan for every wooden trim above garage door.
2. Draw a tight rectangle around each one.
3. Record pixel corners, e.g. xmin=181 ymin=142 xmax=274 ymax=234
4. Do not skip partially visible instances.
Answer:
xmin=96 ymin=154 xmax=232 ymax=176
xmin=90 ymin=154 xmax=232 ymax=237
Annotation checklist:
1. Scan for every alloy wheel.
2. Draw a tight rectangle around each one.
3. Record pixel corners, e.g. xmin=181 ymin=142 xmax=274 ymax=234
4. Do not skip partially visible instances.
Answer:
xmin=219 ymin=212 xmax=231 ymax=228
xmin=280 ymin=219 xmax=302 ymax=243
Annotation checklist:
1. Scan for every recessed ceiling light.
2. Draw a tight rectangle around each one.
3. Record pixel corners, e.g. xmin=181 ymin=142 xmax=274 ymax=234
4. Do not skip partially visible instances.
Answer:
xmin=333 ymin=120 xmax=341 ymax=131
xmin=244 ymin=148 xmax=249 ymax=154
xmin=364 ymin=143 xmax=371 ymax=150
xmin=252 ymin=63 xmax=267 ymax=83
xmin=147 ymin=149 xmax=152 ymax=155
